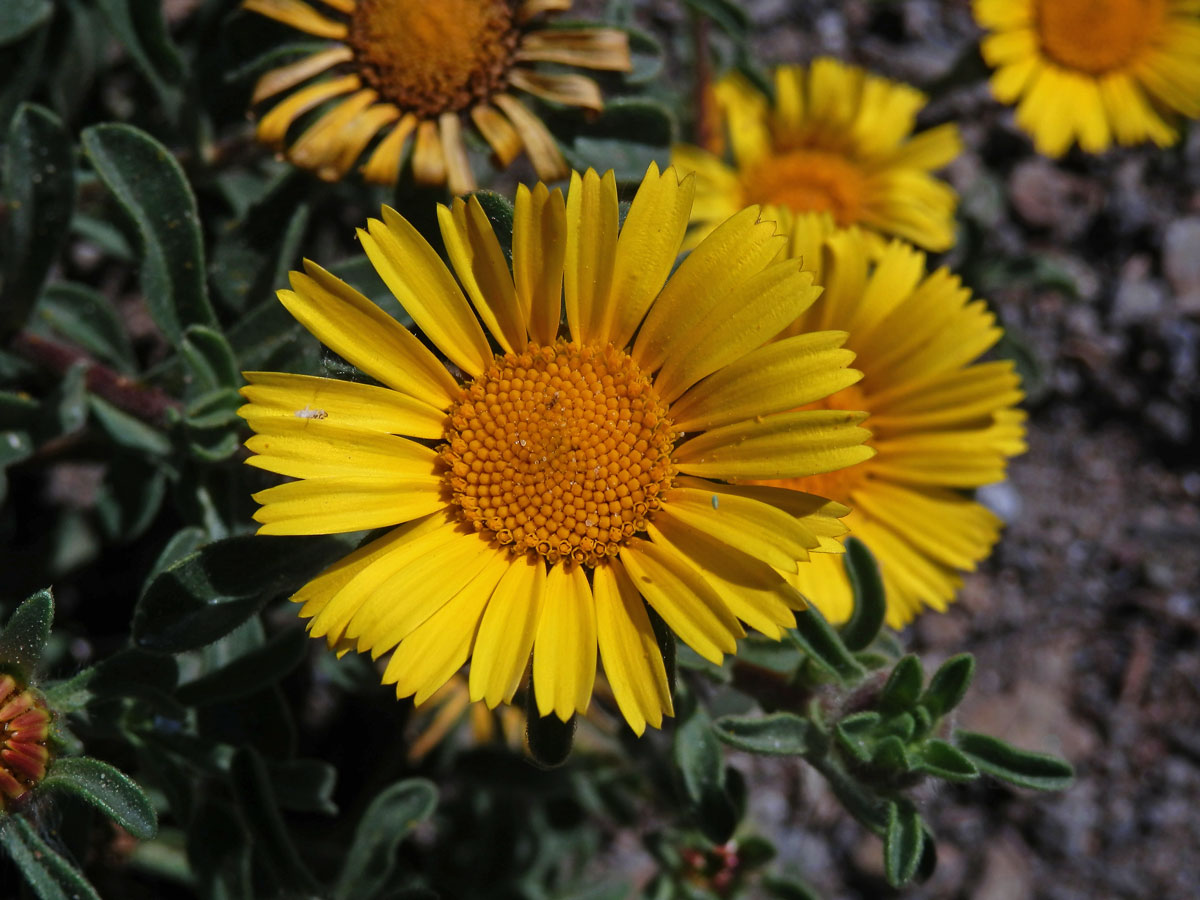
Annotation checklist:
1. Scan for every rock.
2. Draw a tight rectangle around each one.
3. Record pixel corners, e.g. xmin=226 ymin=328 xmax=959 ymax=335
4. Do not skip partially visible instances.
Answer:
xmin=1008 ymin=159 xmax=1101 ymax=240
xmin=1113 ymin=254 xmax=1167 ymax=325
xmin=975 ymin=834 xmax=1033 ymax=900
xmin=1163 ymin=217 xmax=1200 ymax=314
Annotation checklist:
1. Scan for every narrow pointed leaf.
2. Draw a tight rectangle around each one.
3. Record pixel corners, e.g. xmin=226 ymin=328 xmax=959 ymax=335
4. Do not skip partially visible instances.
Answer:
xmin=0 ymin=587 xmax=54 ymax=677
xmin=334 ymin=778 xmax=437 ymax=900
xmin=921 ymin=653 xmax=974 ymax=719
xmin=839 ymin=538 xmax=886 ymax=650
xmin=230 ymin=747 xmax=319 ymax=895
xmin=40 ymin=757 xmax=157 ymax=840
xmin=786 ymin=604 xmax=865 ymax=685
xmin=883 ymin=801 xmax=924 ymax=887
xmin=879 ymin=655 xmax=923 ymax=713
xmin=0 ymin=815 xmax=102 ymax=900
xmin=915 ymin=738 xmax=979 ymax=782
xmin=175 ymin=626 xmax=309 ymax=706
xmin=713 ymin=712 xmax=811 ymax=756
xmin=954 ymin=730 xmax=1075 ymax=791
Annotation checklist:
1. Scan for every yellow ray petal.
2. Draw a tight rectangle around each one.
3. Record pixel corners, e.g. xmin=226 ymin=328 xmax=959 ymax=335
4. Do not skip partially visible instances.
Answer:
xmin=678 ymin=475 xmax=850 ymax=552
xmin=509 ymin=69 xmax=605 ymax=112
xmin=659 ymin=485 xmax=819 ymax=572
xmin=361 ymin=114 xmax=417 ymax=184
xmin=669 ymin=331 xmax=858 ymax=432
xmin=319 ymin=104 xmax=401 ymax=182
xmin=647 ymin=520 xmax=803 ymax=638
xmin=564 ymin=169 xmax=619 ymax=344
xmin=244 ymin=0 xmax=347 ymax=38
xmin=786 ymin=550 xmax=855 ymax=624
xmin=360 ymin=208 xmax=492 ymax=377
xmin=469 ymin=555 xmax=547 ymax=707
xmin=593 ymin=561 xmax=672 ymax=735
xmin=243 ymin=415 xmax=438 ymax=480
xmin=281 ymin=262 xmax=458 ymax=408
xmin=471 ymin=103 xmax=523 ymax=166
xmin=653 ymin=261 xmax=821 ymax=402
xmin=714 ymin=72 xmax=772 ymax=169
xmin=515 ymin=28 xmax=632 ymax=71
xmin=288 ymin=89 xmax=377 ymax=176
xmin=602 ymin=163 xmax=695 ymax=349
xmin=533 ymin=563 xmax=597 ymax=720
xmin=674 ymin=409 xmax=873 ymax=481
xmin=633 ymin=207 xmax=784 ymax=373
xmin=493 ymin=93 xmax=568 ymax=181
xmin=240 ymin=371 xmax=446 ymax=439
xmin=439 ymin=111 xmax=475 ymax=195
xmin=412 ymin=119 xmax=447 ymax=185
xmin=383 ymin=553 xmax=510 ymax=704
xmin=252 ymin=46 xmax=354 ymax=105
xmin=619 ymin=538 xmax=742 ymax=664
xmin=251 ymin=475 xmax=443 ymax=535
xmin=513 ymin=183 xmax=566 ymax=345
xmin=438 ymin=196 xmax=525 ymax=353
xmin=257 ymin=74 xmax=360 ymax=147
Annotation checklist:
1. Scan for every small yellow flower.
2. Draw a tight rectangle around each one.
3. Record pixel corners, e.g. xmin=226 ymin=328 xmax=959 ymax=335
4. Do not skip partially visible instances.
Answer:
xmin=0 ymin=675 xmax=51 ymax=809
xmin=974 ymin=0 xmax=1200 ymax=156
xmin=242 ymin=0 xmax=632 ymax=191
xmin=672 ymin=58 xmax=962 ymax=254
xmin=238 ymin=164 xmax=874 ymax=734
xmin=762 ymin=212 xmax=1026 ymax=629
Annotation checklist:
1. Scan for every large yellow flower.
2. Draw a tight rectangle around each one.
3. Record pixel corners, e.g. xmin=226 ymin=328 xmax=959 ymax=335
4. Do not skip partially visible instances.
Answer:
xmin=238 ymin=165 xmax=874 ymax=734
xmin=974 ymin=0 xmax=1200 ymax=156
xmin=763 ymin=212 xmax=1026 ymax=629
xmin=242 ymin=0 xmax=631 ymax=192
xmin=671 ymin=58 xmax=962 ymax=254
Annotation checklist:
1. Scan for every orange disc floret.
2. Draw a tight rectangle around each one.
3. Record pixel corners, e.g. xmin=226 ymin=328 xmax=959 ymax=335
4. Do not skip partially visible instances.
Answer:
xmin=0 ymin=674 xmax=51 ymax=809
xmin=440 ymin=340 xmax=676 ymax=567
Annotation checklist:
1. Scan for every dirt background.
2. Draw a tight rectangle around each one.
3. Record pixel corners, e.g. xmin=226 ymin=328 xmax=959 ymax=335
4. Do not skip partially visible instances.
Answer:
xmin=633 ymin=1 xmax=1200 ymax=897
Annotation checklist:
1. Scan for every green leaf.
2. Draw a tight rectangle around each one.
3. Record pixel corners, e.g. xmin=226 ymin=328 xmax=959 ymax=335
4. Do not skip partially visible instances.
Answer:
xmin=230 ymin=747 xmax=319 ymax=895
xmin=40 ymin=756 xmax=157 ymax=840
xmin=525 ymin=679 xmax=576 ymax=769
xmin=175 ymin=626 xmax=308 ymax=706
xmin=712 ymin=712 xmax=811 ymax=756
xmin=0 ymin=25 xmax=46 ymax=138
xmin=954 ymin=730 xmax=1075 ymax=791
xmin=921 ymin=653 xmax=974 ymax=719
xmin=674 ymin=704 xmax=736 ymax=844
xmin=88 ymin=395 xmax=171 ymax=456
xmin=133 ymin=533 xmax=357 ymax=652
xmin=268 ymin=758 xmax=337 ymax=816
xmin=870 ymin=735 xmax=911 ymax=773
xmin=187 ymin=796 xmax=253 ymax=899
xmin=834 ymin=712 xmax=879 ymax=763
xmin=0 ymin=814 xmax=102 ymax=900
xmin=680 ymin=0 xmax=749 ymax=36
xmin=880 ymin=712 xmax=915 ymax=742
xmin=1 ymin=104 xmax=74 ymax=340
xmin=762 ymin=874 xmax=822 ymax=900
xmin=81 ymin=123 xmax=216 ymax=346
xmin=92 ymin=0 xmax=183 ymax=114
xmin=142 ymin=527 xmax=207 ymax=593
xmin=35 ymin=282 xmax=136 ymax=373
xmin=879 ymin=655 xmax=924 ymax=713
xmin=468 ymin=190 xmax=514 ymax=264
xmin=565 ymin=99 xmax=674 ymax=182
xmin=786 ymin=604 xmax=866 ymax=685
xmin=915 ymin=738 xmax=979 ymax=782
xmin=180 ymin=325 xmax=239 ymax=393
xmin=334 ymin=778 xmax=438 ymax=900
xmin=0 ymin=0 xmax=51 ymax=46
xmin=883 ymin=801 xmax=924 ymax=888
xmin=0 ymin=587 xmax=53 ymax=678
xmin=839 ymin=538 xmax=886 ymax=650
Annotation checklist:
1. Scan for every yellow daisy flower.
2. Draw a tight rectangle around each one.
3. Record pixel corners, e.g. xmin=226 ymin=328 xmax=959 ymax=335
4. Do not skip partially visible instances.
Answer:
xmin=238 ymin=164 xmax=874 ymax=734
xmin=242 ymin=0 xmax=632 ymax=192
xmin=762 ymin=212 xmax=1026 ymax=629
xmin=671 ymin=58 xmax=962 ymax=253
xmin=973 ymin=0 xmax=1200 ymax=156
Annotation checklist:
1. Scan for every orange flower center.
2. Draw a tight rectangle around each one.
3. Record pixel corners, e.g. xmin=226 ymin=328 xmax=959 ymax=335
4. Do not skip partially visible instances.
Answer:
xmin=440 ymin=341 xmax=676 ymax=567
xmin=0 ymin=674 xmax=51 ymax=809
xmin=742 ymin=149 xmax=866 ymax=226
xmin=1036 ymin=0 xmax=1165 ymax=75
xmin=758 ymin=383 xmax=872 ymax=504
xmin=348 ymin=0 xmax=519 ymax=117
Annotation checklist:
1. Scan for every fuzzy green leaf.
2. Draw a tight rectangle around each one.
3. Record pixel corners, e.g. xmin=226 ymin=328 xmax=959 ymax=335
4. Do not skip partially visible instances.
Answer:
xmin=133 ymin=533 xmax=356 ymax=652
xmin=230 ymin=747 xmax=319 ymax=895
xmin=35 ymin=282 xmax=136 ymax=373
xmin=883 ymin=801 xmax=924 ymax=887
xmin=0 ymin=587 xmax=53 ymax=678
xmin=81 ymin=123 xmax=215 ymax=346
xmin=681 ymin=0 xmax=749 ymax=36
xmin=334 ymin=778 xmax=438 ymax=900
xmin=268 ymin=758 xmax=337 ymax=816
xmin=786 ymin=603 xmax=866 ymax=685
xmin=1 ymin=104 xmax=74 ymax=339
xmin=0 ymin=0 xmax=51 ymax=46
xmin=880 ymin=654 xmax=924 ymax=713
xmin=839 ymin=538 xmax=886 ymax=650
xmin=713 ymin=712 xmax=811 ymax=756
xmin=88 ymin=396 xmax=171 ymax=456
xmin=955 ymin=730 xmax=1075 ymax=791
xmin=674 ymin=703 xmax=736 ymax=843
xmin=40 ymin=756 xmax=158 ymax=839
xmin=0 ymin=814 xmax=102 ymax=900
xmin=921 ymin=653 xmax=975 ymax=719
xmin=92 ymin=0 xmax=183 ymax=114
xmin=915 ymin=738 xmax=979 ymax=782
xmin=180 ymin=325 xmax=239 ymax=393
xmin=870 ymin=735 xmax=911 ymax=773
xmin=176 ymin=626 xmax=309 ymax=706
